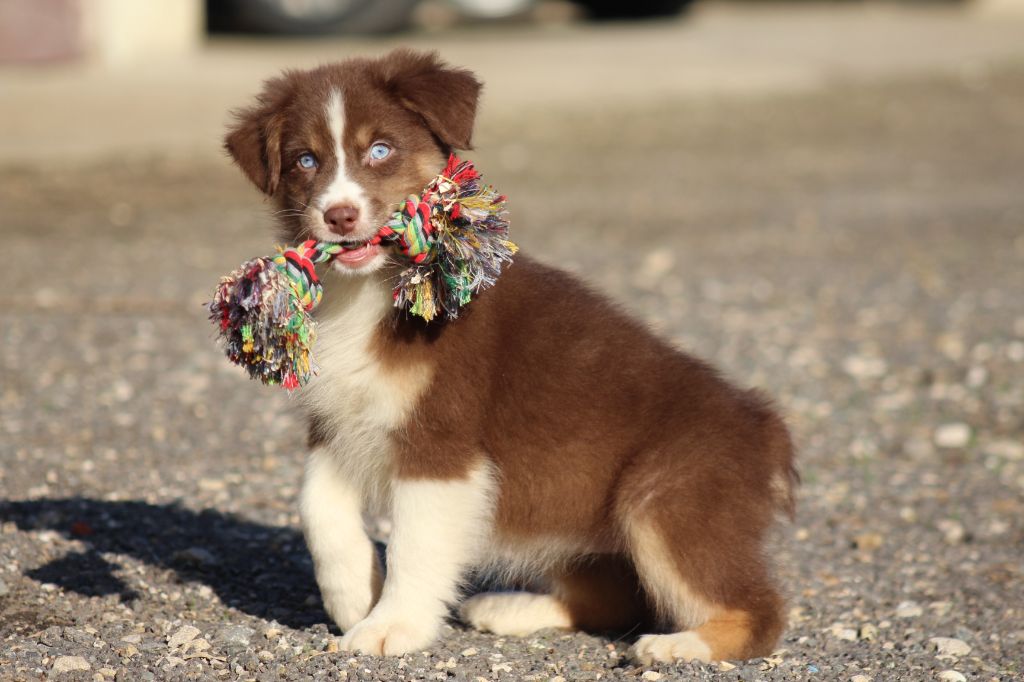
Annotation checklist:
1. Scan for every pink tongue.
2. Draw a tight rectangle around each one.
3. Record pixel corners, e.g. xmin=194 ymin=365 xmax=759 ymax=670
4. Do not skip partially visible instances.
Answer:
xmin=335 ymin=243 xmax=380 ymax=263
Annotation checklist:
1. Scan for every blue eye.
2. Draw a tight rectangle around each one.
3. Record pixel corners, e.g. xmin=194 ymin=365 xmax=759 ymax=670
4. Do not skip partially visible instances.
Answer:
xmin=297 ymin=153 xmax=317 ymax=169
xmin=369 ymin=143 xmax=392 ymax=161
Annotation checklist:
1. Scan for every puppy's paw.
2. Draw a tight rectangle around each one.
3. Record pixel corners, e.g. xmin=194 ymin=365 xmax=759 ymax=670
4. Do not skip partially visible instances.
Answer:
xmin=322 ymin=590 xmax=375 ymax=633
xmin=631 ymin=631 xmax=713 ymax=664
xmin=459 ymin=592 xmax=572 ymax=637
xmin=339 ymin=615 xmax=437 ymax=656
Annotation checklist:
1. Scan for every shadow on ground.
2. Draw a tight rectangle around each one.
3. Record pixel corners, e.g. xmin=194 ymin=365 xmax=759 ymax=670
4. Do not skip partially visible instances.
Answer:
xmin=0 ymin=498 xmax=328 ymax=630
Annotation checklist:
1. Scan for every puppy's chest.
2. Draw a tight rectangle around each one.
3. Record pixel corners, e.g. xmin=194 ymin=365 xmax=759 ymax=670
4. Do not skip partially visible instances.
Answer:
xmin=297 ymin=278 xmax=431 ymax=494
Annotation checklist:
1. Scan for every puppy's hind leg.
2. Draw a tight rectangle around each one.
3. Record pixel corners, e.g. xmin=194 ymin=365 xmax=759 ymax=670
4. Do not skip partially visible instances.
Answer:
xmin=624 ymin=513 xmax=786 ymax=664
xmin=461 ymin=554 xmax=650 ymax=636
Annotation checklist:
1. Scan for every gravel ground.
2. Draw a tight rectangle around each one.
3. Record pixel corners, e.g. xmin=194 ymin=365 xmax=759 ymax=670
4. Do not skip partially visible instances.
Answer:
xmin=2 ymin=63 xmax=1023 ymax=681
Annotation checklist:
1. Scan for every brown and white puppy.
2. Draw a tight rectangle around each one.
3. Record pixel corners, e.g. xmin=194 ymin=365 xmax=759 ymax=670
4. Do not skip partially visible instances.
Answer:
xmin=225 ymin=49 xmax=797 ymax=664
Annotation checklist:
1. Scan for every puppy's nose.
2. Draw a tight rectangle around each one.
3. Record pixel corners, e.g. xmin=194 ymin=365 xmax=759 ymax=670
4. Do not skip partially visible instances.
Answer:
xmin=324 ymin=204 xmax=360 ymax=236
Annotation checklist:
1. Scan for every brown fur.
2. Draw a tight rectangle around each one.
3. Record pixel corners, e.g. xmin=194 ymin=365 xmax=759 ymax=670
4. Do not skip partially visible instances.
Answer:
xmin=225 ymin=49 xmax=797 ymax=662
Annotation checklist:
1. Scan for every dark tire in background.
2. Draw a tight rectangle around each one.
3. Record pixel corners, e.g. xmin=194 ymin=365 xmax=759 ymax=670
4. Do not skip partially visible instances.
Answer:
xmin=207 ymin=0 xmax=421 ymax=35
xmin=570 ymin=0 xmax=694 ymax=20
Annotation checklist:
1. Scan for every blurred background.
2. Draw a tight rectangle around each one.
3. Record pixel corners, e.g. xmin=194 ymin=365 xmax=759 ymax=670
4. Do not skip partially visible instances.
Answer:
xmin=2 ymin=1 xmax=1024 ymax=680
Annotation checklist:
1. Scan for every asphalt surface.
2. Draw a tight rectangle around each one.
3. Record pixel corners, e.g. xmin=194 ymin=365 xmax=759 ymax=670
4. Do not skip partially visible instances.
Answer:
xmin=2 ymin=28 xmax=1024 ymax=682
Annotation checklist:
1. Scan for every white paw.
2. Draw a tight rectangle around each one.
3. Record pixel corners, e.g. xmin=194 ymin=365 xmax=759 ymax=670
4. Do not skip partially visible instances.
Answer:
xmin=631 ymin=631 xmax=713 ymax=664
xmin=338 ymin=615 xmax=438 ymax=656
xmin=459 ymin=592 xmax=572 ymax=637
xmin=322 ymin=589 xmax=375 ymax=633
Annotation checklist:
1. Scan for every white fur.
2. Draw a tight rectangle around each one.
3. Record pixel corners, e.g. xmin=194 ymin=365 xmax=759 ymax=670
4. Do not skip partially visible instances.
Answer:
xmin=300 ymin=448 xmax=382 ymax=631
xmin=340 ymin=461 xmax=497 ymax=655
xmin=319 ymin=89 xmax=370 ymax=220
xmin=315 ymin=88 xmax=388 ymax=274
xmin=460 ymin=593 xmax=572 ymax=636
xmin=632 ymin=631 xmax=713 ymax=664
xmin=297 ymin=271 xmax=427 ymax=512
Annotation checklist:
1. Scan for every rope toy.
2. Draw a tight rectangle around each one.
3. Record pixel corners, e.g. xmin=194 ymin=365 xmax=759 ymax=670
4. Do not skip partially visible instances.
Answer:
xmin=208 ymin=154 xmax=515 ymax=389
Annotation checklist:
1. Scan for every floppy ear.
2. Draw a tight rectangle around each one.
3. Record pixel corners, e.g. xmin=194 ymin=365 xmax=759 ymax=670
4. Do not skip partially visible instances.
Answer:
xmin=224 ymin=75 xmax=293 ymax=195
xmin=380 ymin=49 xmax=483 ymax=150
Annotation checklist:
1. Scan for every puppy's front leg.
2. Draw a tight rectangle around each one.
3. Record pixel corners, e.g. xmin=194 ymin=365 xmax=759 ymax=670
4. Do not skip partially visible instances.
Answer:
xmin=340 ymin=462 xmax=495 ymax=656
xmin=301 ymin=449 xmax=383 ymax=632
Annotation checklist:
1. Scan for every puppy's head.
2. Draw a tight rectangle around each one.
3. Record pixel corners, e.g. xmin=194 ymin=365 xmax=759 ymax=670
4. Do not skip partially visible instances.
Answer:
xmin=225 ymin=49 xmax=482 ymax=274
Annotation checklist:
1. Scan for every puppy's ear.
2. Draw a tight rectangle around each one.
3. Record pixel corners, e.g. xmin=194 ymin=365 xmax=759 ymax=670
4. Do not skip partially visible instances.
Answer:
xmin=224 ymin=75 xmax=293 ymax=195
xmin=380 ymin=49 xmax=482 ymax=150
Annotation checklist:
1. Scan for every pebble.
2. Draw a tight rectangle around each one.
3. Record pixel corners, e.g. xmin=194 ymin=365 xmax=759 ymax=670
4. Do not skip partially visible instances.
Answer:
xmin=928 ymin=637 xmax=971 ymax=657
xmin=217 ymin=624 xmax=256 ymax=647
xmin=851 ymin=676 xmax=872 ymax=682
xmin=936 ymin=519 xmax=966 ymax=545
xmin=461 ymin=647 xmax=479 ymax=657
xmin=986 ymin=439 xmax=1024 ymax=460
xmin=829 ymin=623 xmax=859 ymax=641
xmin=934 ymin=423 xmax=971 ymax=448
xmin=853 ymin=533 xmax=883 ymax=551
xmin=895 ymin=601 xmax=924 ymax=618
xmin=167 ymin=624 xmax=201 ymax=649
xmin=172 ymin=547 xmax=219 ymax=567
xmin=641 ymin=672 xmax=663 ymax=681
xmin=843 ymin=355 xmax=887 ymax=379
xmin=937 ymin=671 xmax=966 ymax=682
xmin=52 ymin=656 xmax=91 ymax=674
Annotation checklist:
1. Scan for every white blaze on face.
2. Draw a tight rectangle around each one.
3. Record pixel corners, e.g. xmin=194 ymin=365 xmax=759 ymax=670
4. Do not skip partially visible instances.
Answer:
xmin=319 ymin=89 xmax=370 ymax=226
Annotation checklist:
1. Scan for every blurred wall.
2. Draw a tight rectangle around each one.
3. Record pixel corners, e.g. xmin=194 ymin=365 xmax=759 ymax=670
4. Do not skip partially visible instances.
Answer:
xmin=0 ymin=0 xmax=203 ymax=65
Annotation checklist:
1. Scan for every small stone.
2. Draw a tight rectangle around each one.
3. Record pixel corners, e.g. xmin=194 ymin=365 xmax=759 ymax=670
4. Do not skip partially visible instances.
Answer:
xmin=264 ymin=627 xmax=282 ymax=640
xmin=550 ymin=677 xmax=566 ymax=682
xmin=928 ymin=637 xmax=971 ymax=657
xmin=985 ymin=440 xmax=1024 ymax=461
xmin=461 ymin=647 xmax=478 ymax=657
xmin=859 ymin=623 xmax=878 ymax=641
xmin=172 ymin=547 xmax=219 ymax=567
xmin=257 ymin=650 xmax=275 ymax=661
xmin=325 ymin=639 xmax=340 ymax=653
xmin=642 ymin=672 xmax=663 ymax=681
xmin=853 ymin=533 xmax=883 ymax=551
xmin=851 ymin=676 xmax=872 ymax=682
xmin=718 ymin=661 xmax=736 ymax=671
xmin=217 ymin=624 xmax=255 ymax=647
xmin=934 ymin=423 xmax=971 ymax=449
xmin=492 ymin=662 xmax=513 ymax=674
xmin=829 ymin=623 xmax=858 ymax=641
xmin=895 ymin=601 xmax=923 ymax=618
xmin=843 ymin=355 xmax=887 ymax=379
xmin=167 ymin=624 xmax=201 ymax=649
xmin=937 ymin=671 xmax=966 ymax=682
xmin=182 ymin=638 xmax=211 ymax=655
xmin=52 ymin=656 xmax=91 ymax=674
xmin=120 ymin=634 xmax=142 ymax=644
xmin=936 ymin=519 xmax=966 ymax=545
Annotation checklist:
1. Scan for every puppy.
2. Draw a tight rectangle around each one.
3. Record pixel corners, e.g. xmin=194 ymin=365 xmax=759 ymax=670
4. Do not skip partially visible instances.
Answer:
xmin=224 ymin=49 xmax=797 ymax=664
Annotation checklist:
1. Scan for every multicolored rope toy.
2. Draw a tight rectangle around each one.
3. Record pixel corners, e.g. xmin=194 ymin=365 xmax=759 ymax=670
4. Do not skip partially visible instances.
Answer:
xmin=208 ymin=154 xmax=515 ymax=389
